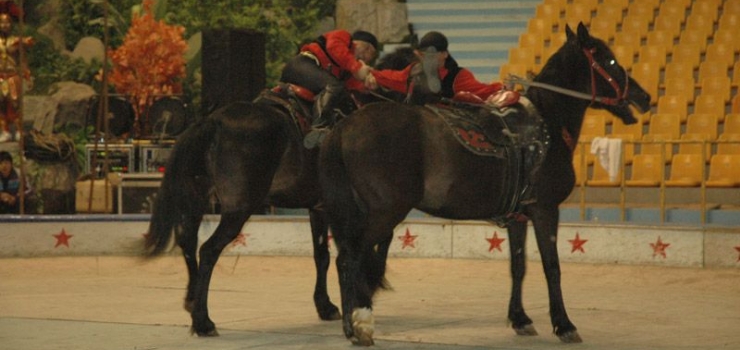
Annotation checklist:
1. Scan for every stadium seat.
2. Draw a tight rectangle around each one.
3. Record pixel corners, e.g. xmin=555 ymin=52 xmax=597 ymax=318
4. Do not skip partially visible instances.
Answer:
xmin=678 ymin=29 xmax=708 ymax=53
xmin=685 ymin=14 xmax=714 ymax=38
xmin=705 ymin=43 xmax=735 ymax=69
xmin=717 ymin=133 xmax=740 ymax=155
xmin=685 ymin=113 xmax=719 ymax=140
xmin=723 ymin=0 xmax=740 ymax=15
xmin=653 ymin=14 xmax=682 ymax=38
xmin=563 ymin=3 xmax=593 ymax=26
xmin=631 ymin=62 xmax=660 ymax=100
xmin=614 ymin=30 xmax=642 ymax=50
xmin=602 ymin=0 xmax=629 ymax=10
xmin=678 ymin=133 xmax=712 ymax=161
xmin=641 ymin=133 xmax=674 ymax=163
xmin=664 ymin=62 xmax=695 ymax=81
xmin=723 ymin=114 xmax=740 ymax=135
xmin=625 ymin=154 xmax=663 ymax=187
xmin=637 ymin=44 xmax=667 ymax=68
xmin=656 ymin=95 xmax=688 ymax=124
xmin=646 ymin=30 xmax=675 ymax=54
xmin=620 ymin=15 xmax=650 ymax=38
xmin=718 ymin=13 xmax=740 ymax=32
xmin=733 ymin=95 xmax=740 ymax=114
xmin=610 ymin=133 xmax=637 ymax=164
xmin=670 ymin=43 xmax=702 ymax=70
xmin=611 ymin=45 xmax=635 ymax=70
xmin=518 ymin=32 xmax=545 ymax=58
xmin=732 ymin=62 xmax=740 ymax=88
xmin=588 ymin=18 xmax=618 ymax=41
xmin=611 ymin=116 xmax=644 ymax=138
xmin=699 ymin=76 xmax=731 ymax=103
xmin=698 ymin=61 xmax=728 ymax=82
xmin=527 ymin=18 xmax=554 ymax=41
xmin=712 ymin=29 xmax=739 ymax=55
xmin=691 ymin=0 xmax=721 ymax=22
xmin=587 ymin=159 xmax=622 ymax=187
xmin=626 ymin=2 xmax=655 ymax=21
xmin=665 ymin=154 xmax=704 ymax=187
xmin=581 ymin=113 xmax=607 ymax=139
xmin=535 ymin=3 xmax=562 ymax=24
xmin=648 ymin=113 xmax=682 ymax=139
xmin=664 ymin=77 xmax=696 ymax=105
xmin=694 ymin=94 xmax=727 ymax=123
xmin=706 ymin=154 xmax=740 ymax=187
xmin=508 ymin=47 xmax=537 ymax=74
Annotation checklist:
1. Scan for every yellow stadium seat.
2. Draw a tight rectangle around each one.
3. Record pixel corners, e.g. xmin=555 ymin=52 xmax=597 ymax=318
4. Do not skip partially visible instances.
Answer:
xmin=610 ymin=133 xmax=637 ymax=164
xmin=648 ymin=112 xmax=682 ymax=139
xmin=631 ymin=62 xmax=660 ymax=100
xmin=671 ymin=43 xmax=702 ymax=69
xmin=656 ymin=95 xmax=688 ymax=124
xmin=594 ymin=4 xmax=624 ymax=25
xmin=641 ymin=133 xmax=674 ymax=163
xmin=733 ymin=95 xmax=740 ymax=114
xmin=700 ymin=76 xmax=731 ymax=103
xmin=614 ymin=30 xmax=642 ymax=50
xmin=646 ymin=30 xmax=675 ymax=54
xmin=733 ymin=62 xmax=740 ymax=88
xmin=535 ymin=3 xmax=562 ymax=24
xmin=664 ymin=62 xmax=695 ymax=81
xmin=581 ymin=113 xmax=607 ymax=139
xmin=691 ymin=0 xmax=720 ymax=22
xmin=587 ymin=159 xmax=623 ymax=187
xmin=717 ymin=133 xmax=740 ymax=155
xmin=626 ymin=2 xmax=655 ymax=21
xmin=653 ymin=15 xmax=682 ymax=38
xmin=588 ymin=18 xmax=618 ymax=41
xmin=664 ymin=77 xmax=696 ymax=105
xmin=665 ymin=154 xmax=704 ymax=187
xmin=705 ymin=43 xmax=735 ymax=69
xmin=657 ymin=2 xmax=687 ymax=23
xmin=518 ymin=32 xmax=545 ymax=58
xmin=685 ymin=14 xmax=714 ymax=38
xmin=723 ymin=0 xmax=740 ymax=15
xmin=718 ymin=13 xmax=740 ymax=32
xmin=698 ymin=60 xmax=728 ymax=82
xmin=563 ymin=3 xmax=593 ymax=26
xmin=527 ymin=17 xmax=554 ymax=41
xmin=678 ymin=29 xmax=708 ymax=53
xmin=637 ymin=44 xmax=667 ymax=68
xmin=685 ymin=113 xmax=719 ymax=140
xmin=694 ymin=94 xmax=727 ymax=123
xmin=508 ymin=47 xmax=537 ymax=73
xmin=723 ymin=114 xmax=740 ymax=135
xmin=626 ymin=154 xmax=664 ymax=187
xmin=620 ymin=15 xmax=650 ymax=38
xmin=706 ymin=154 xmax=740 ymax=187
xmin=678 ymin=133 xmax=712 ymax=161
xmin=602 ymin=0 xmax=629 ymax=10
xmin=611 ymin=117 xmax=643 ymax=139
xmin=712 ymin=29 xmax=739 ymax=54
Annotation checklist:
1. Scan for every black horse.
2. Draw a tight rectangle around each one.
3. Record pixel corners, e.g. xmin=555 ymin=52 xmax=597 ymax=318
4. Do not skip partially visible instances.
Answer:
xmin=319 ymin=23 xmax=651 ymax=346
xmin=143 ymin=50 xmax=418 ymax=336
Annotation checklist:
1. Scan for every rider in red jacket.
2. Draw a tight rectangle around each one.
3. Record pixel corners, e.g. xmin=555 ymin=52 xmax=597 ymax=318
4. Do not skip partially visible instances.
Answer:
xmin=281 ymin=29 xmax=378 ymax=148
xmin=368 ymin=31 xmax=520 ymax=108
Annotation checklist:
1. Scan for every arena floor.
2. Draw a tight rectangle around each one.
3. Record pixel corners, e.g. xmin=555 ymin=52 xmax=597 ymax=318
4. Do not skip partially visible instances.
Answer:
xmin=1 ymin=255 xmax=739 ymax=350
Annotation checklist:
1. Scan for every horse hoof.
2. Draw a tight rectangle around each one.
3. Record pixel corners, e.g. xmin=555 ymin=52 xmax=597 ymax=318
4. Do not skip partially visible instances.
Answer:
xmin=351 ymin=308 xmax=375 ymax=346
xmin=558 ymin=330 xmax=582 ymax=343
xmin=319 ymin=304 xmax=341 ymax=321
xmin=514 ymin=324 xmax=538 ymax=336
xmin=191 ymin=327 xmax=219 ymax=337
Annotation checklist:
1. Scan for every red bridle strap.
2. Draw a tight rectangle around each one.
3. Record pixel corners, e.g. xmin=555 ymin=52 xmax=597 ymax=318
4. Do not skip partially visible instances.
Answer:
xmin=583 ymin=48 xmax=628 ymax=106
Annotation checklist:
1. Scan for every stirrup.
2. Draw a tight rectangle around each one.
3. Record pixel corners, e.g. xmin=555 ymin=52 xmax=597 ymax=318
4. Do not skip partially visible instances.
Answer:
xmin=303 ymin=128 xmax=329 ymax=149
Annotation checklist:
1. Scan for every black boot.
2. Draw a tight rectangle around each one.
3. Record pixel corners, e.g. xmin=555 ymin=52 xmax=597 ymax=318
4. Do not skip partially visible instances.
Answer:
xmin=304 ymin=85 xmax=342 ymax=149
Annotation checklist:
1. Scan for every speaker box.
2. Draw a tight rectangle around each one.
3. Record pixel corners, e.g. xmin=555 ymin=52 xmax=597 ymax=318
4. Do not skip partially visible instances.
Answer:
xmin=201 ymin=29 xmax=266 ymax=115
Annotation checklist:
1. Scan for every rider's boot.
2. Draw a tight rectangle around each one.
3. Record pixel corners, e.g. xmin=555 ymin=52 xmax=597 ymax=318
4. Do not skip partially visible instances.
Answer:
xmin=304 ymin=85 xmax=341 ymax=149
xmin=486 ymin=89 xmax=521 ymax=108
xmin=407 ymin=48 xmax=442 ymax=105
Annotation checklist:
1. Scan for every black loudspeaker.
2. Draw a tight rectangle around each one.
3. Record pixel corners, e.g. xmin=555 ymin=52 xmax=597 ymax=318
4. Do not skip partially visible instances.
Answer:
xmin=149 ymin=97 xmax=188 ymax=138
xmin=201 ymin=29 xmax=266 ymax=116
xmin=86 ymin=96 xmax=135 ymax=137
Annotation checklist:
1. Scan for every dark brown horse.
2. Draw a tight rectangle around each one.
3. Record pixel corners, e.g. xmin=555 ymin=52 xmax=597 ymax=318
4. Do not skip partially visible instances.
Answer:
xmin=319 ymin=23 xmax=651 ymax=346
xmin=142 ymin=48 xmax=419 ymax=336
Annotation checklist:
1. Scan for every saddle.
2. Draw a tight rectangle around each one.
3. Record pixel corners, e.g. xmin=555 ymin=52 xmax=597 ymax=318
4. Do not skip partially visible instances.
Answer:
xmin=425 ymin=94 xmax=550 ymax=226
xmin=253 ymin=83 xmax=316 ymax=135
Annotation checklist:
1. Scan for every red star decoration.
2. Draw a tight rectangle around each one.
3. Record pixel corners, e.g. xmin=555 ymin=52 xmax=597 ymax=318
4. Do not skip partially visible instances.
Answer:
xmin=486 ymin=231 xmax=506 ymax=252
xmin=568 ymin=232 xmax=588 ymax=253
xmin=650 ymin=236 xmax=670 ymax=258
xmin=735 ymin=246 xmax=740 ymax=262
xmin=230 ymin=233 xmax=248 ymax=247
xmin=398 ymin=228 xmax=418 ymax=249
xmin=53 ymin=229 xmax=73 ymax=248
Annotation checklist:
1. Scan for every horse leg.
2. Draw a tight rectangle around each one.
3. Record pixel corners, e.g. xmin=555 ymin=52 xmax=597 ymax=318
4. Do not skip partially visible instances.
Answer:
xmin=531 ymin=207 xmax=581 ymax=343
xmin=309 ymin=207 xmax=340 ymax=320
xmin=506 ymin=220 xmax=538 ymax=336
xmin=190 ymin=211 xmax=250 ymax=336
xmin=177 ymin=213 xmax=204 ymax=314
xmin=336 ymin=241 xmax=375 ymax=345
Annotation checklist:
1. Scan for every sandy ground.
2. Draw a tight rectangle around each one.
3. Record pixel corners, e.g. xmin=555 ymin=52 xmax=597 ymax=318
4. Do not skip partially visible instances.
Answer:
xmin=1 ymin=255 xmax=739 ymax=350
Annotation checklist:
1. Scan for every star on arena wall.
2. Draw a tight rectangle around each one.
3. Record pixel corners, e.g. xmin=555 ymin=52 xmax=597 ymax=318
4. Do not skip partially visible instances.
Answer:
xmin=650 ymin=236 xmax=670 ymax=259
xmin=486 ymin=231 xmax=505 ymax=253
xmin=398 ymin=228 xmax=418 ymax=249
xmin=53 ymin=229 xmax=73 ymax=248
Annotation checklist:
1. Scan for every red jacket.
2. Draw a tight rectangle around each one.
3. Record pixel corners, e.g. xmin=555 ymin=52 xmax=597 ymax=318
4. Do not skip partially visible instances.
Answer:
xmin=372 ymin=65 xmax=503 ymax=99
xmin=301 ymin=30 xmax=366 ymax=91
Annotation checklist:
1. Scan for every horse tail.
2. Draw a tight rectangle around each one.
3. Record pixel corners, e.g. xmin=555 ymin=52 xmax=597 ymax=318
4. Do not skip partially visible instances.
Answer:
xmin=145 ymin=118 xmax=215 ymax=257
xmin=320 ymin=128 xmax=389 ymax=293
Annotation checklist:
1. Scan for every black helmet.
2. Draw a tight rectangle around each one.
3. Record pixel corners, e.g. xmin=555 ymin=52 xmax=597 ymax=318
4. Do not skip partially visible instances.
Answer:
xmin=352 ymin=30 xmax=379 ymax=50
xmin=418 ymin=31 xmax=448 ymax=52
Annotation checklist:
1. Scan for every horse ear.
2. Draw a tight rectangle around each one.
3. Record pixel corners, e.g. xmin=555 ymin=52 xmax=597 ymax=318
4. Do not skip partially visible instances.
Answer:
xmin=565 ymin=24 xmax=575 ymax=41
xmin=576 ymin=22 xmax=591 ymax=44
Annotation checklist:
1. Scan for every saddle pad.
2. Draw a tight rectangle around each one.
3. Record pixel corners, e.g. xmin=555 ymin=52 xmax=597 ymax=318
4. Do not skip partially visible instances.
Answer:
xmin=427 ymin=104 xmax=519 ymax=158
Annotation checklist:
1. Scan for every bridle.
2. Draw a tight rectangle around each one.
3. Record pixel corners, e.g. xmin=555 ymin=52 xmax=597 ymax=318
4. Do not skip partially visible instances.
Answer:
xmin=505 ymin=46 xmax=630 ymax=107
xmin=582 ymin=47 xmax=629 ymax=107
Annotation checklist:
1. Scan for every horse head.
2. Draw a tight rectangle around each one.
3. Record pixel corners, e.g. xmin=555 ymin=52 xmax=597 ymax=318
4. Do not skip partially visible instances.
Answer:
xmin=564 ymin=22 xmax=651 ymax=125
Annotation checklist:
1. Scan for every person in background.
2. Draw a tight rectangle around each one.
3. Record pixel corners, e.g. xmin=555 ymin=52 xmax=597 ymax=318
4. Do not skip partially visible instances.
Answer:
xmin=280 ymin=29 xmax=379 ymax=148
xmin=367 ymin=31 xmax=520 ymax=108
xmin=0 ymin=2 xmax=34 ymax=142
xmin=0 ymin=150 xmax=20 ymax=213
